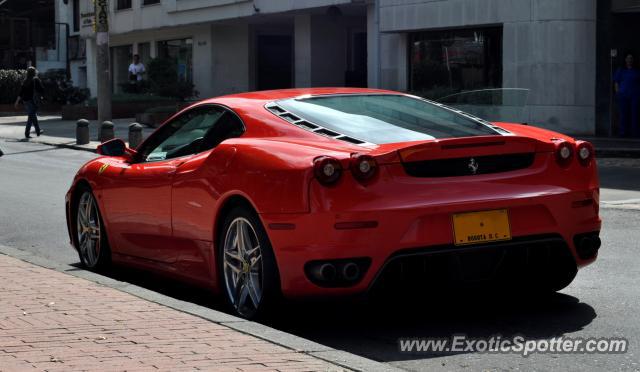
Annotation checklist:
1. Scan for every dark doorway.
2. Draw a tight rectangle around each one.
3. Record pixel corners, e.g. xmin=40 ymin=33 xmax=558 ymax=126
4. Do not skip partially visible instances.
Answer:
xmin=256 ymin=35 xmax=293 ymax=90
xmin=597 ymin=9 xmax=640 ymax=137
xmin=346 ymin=31 xmax=367 ymax=87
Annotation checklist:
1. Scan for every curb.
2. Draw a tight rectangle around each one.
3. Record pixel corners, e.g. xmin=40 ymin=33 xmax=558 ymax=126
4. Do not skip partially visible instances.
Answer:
xmin=0 ymin=244 xmax=402 ymax=372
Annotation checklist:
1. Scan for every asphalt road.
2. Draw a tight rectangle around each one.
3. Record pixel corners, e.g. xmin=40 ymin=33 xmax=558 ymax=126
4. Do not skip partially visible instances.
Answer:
xmin=1 ymin=138 xmax=639 ymax=371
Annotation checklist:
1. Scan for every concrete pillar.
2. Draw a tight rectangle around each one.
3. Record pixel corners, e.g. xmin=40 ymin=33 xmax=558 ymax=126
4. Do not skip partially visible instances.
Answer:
xmin=128 ymin=123 xmax=143 ymax=149
xmin=210 ymin=23 xmax=249 ymax=96
xmin=76 ymin=119 xmax=90 ymax=145
xmin=85 ymin=38 xmax=98 ymax=98
xmin=99 ymin=121 xmax=115 ymax=142
xmin=367 ymin=2 xmax=381 ymax=88
xmin=150 ymin=40 xmax=157 ymax=59
xmin=294 ymin=14 xmax=312 ymax=88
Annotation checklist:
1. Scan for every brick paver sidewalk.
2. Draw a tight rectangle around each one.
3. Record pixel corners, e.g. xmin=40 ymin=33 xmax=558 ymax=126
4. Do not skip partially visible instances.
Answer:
xmin=0 ymin=254 xmax=342 ymax=371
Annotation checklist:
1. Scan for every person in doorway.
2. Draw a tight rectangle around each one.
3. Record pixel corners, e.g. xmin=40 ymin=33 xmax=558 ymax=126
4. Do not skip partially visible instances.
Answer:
xmin=613 ymin=53 xmax=640 ymax=137
xmin=14 ymin=67 xmax=45 ymax=139
xmin=128 ymin=54 xmax=146 ymax=93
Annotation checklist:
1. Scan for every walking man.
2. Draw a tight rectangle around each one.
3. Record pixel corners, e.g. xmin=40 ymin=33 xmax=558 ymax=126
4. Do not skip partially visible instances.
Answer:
xmin=14 ymin=67 xmax=45 ymax=139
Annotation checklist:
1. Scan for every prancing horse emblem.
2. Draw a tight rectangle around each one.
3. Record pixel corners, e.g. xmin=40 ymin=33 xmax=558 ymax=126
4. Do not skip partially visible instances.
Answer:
xmin=468 ymin=158 xmax=479 ymax=174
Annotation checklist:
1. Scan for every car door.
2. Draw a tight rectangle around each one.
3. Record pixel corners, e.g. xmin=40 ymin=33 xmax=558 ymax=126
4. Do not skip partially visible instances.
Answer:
xmin=101 ymin=106 xmax=224 ymax=263
xmin=170 ymin=107 xmax=246 ymax=281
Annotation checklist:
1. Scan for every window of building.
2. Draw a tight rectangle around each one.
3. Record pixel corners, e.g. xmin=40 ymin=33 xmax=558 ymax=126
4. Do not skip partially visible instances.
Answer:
xmin=157 ymin=38 xmax=193 ymax=83
xmin=116 ymin=0 xmax=132 ymax=10
xmin=72 ymin=0 xmax=80 ymax=32
xmin=68 ymin=36 xmax=86 ymax=60
xmin=143 ymin=0 xmax=161 ymax=5
xmin=409 ymin=27 xmax=503 ymax=100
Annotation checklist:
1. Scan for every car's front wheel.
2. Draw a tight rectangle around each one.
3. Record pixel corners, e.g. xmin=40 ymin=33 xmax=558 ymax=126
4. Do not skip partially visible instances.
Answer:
xmin=219 ymin=206 xmax=280 ymax=319
xmin=74 ymin=189 xmax=110 ymax=270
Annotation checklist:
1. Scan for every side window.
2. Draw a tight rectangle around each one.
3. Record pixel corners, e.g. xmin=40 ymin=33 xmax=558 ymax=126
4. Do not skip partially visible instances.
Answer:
xmin=139 ymin=106 xmax=245 ymax=163
xmin=144 ymin=107 xmax=223 ymax=162
xmin=199 ymin=110 xmax=245 ymax=150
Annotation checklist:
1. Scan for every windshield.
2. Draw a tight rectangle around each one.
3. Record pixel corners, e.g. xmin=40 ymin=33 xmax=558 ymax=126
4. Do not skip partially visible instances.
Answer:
xmin=275 ymin=94 xmax=501 ymax=145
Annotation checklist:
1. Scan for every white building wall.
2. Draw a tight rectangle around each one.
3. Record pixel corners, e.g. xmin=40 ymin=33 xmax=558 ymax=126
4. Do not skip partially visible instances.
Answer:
xmin=210 ymin=23 xmax=250 ymax=96
xmin=377 ymin=0 xmax=598 ymax=135
xmin=79 ymin=0 xmax=356 ymax=98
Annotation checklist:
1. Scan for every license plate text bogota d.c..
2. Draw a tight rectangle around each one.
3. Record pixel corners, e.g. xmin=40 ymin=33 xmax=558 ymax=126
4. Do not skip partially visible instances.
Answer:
xmin=452 ymin=209 xmax=511 ymax=246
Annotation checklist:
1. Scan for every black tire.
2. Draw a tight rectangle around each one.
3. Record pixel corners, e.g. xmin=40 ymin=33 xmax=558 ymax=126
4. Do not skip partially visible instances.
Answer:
xmin=72 ymin=186 xmax=111 ymax=271
xmin=217 ymin=205 xmax=280 ymax=319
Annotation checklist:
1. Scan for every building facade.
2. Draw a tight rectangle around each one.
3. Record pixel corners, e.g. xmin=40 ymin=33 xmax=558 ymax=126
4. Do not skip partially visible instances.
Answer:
xmin=59 ymin=0 xmax=640 ymax=136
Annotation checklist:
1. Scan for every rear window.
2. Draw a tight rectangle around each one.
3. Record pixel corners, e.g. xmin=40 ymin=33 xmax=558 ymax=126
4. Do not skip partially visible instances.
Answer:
xmin=275 ymin=94 xmax=501 ymax=144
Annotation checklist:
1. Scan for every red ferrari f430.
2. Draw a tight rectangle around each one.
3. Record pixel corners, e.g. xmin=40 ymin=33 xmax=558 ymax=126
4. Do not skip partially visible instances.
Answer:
xmin=66 ymin=88 xmax=601 ymax=318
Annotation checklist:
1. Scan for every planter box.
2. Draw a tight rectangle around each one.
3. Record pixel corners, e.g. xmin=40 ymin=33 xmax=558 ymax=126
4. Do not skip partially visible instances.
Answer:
xmin=0 ymin=103 xmax=61 ymax=115
xmin=62 ymin=101 xmax=179 ymax=121
xmin=135 ymin=112 xmax=174 ymax=128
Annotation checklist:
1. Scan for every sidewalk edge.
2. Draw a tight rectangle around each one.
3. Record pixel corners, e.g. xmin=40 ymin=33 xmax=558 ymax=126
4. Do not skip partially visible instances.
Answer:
xmin=0 ymin=244 xmax=402 ymax=372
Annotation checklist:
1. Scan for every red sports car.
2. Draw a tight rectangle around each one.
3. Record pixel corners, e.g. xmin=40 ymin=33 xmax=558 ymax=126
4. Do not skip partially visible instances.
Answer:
xmin=65 ymin=88 xmax=601 ymax=318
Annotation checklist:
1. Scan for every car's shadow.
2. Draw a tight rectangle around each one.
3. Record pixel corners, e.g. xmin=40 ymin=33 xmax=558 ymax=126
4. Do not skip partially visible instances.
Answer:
xmin=264 ymin=291 xmax=596 ymax=362
xmin=86 ymin=263 xmax=596 ymax=363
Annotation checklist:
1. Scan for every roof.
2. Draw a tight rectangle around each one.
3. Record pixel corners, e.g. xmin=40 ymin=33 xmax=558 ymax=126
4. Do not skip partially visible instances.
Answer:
xmin=204 ymin=87 xmax=400 ymax=106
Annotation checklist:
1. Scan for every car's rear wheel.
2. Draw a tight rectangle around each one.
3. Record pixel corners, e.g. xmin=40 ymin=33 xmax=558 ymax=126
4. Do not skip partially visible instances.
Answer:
xmin=75 ymin=189 xmax=110 ymax=270
xmin=219 ymin=206 xmax=279 ymax=319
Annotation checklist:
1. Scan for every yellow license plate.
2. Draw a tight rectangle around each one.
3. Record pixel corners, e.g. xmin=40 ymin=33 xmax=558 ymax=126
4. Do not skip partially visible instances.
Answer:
xmin=452 ymin=209 xmax=512 ymax=246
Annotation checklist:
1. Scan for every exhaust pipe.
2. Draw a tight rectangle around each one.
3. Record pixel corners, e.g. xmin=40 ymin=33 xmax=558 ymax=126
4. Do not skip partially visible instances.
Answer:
xmin=576 ymin=235 xmax=601 ymax=259
xmin=342 ymin=262 xmax=360 ymax=282
xmin=579 ymin=237 xmax=593 ymax=252
xmin=312 ymin=263 xmax=337 ymax=282
xmin=591 ymin=236 xmax=601 ymax=250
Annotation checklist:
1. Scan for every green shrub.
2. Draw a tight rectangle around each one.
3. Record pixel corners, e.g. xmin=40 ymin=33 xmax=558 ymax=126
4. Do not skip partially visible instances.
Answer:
xmin=0 ymin=69 xmax=89 ymax=105
xmin=39 ymin=69 xmax=90 ymax=105
xmin=85 ymin=93 xmax=175 ymax=107
xmin=119 ymin=80 xmax=151 ymax=94
xmin=0 ymin=69 xmax=27 ymax=104
xmin=147 ymin=58 xmax=196 ymax=101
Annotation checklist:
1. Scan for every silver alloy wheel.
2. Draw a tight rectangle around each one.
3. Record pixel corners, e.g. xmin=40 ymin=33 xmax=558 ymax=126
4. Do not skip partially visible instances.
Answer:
xmin=76 ymin=192 xmax=101 ymax=267
xmin=222 ymin=217 xmax=263 ymax=317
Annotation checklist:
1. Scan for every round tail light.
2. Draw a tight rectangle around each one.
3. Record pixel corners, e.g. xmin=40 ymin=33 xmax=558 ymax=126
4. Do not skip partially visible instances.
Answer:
xmin=350 ymin=154 xmax=378 ymax=182
xmin=314 ymin=156 xmax=343 ymax=186
xmin=555 ymin=141 xmax=574 ymax=167
xmin=576 ymin=141 xmax=594 ymax=166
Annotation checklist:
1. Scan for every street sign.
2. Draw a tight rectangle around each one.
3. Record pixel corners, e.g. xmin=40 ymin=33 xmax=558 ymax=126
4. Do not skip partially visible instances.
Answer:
xmin=95 ymin=0 xmax=109 ymax=33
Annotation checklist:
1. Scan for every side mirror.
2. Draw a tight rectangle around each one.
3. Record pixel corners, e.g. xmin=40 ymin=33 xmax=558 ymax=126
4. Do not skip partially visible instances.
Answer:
xmin=97 ymin=138 xmax=137 ymax=161
xmin=97 ymin=138 xmax=126 ymax=156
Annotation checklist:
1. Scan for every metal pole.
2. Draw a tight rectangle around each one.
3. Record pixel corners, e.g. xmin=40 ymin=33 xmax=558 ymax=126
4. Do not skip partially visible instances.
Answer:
xmin=95 ymin=0 xmax=112 ymax=123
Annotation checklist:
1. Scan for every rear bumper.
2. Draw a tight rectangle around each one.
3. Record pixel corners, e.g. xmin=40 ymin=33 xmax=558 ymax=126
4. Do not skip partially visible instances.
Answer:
xmin=369 ymin=234 xmax=578 ymax=294
xmin=261 ymin=187 xmax=601 ymax=298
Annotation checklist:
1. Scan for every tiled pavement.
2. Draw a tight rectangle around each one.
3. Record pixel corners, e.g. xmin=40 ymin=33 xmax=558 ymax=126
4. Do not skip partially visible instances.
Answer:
xmin=0 ymin=254 xmax=344 ymax=371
